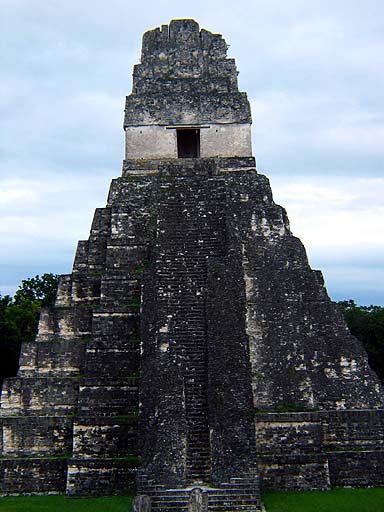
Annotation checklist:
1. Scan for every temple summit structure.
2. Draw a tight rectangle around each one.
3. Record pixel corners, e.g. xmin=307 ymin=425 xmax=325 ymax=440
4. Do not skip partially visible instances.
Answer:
xmin=1 ymin=19 xmax=384 ymax=512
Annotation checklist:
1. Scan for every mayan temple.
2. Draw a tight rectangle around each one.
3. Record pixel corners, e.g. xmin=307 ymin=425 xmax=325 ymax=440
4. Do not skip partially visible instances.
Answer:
xmin=1 ymin=19 xmax=384 ymax=511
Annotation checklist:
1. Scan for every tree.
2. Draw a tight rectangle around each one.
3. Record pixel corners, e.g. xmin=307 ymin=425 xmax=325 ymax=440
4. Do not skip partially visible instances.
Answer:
xmin=14 ymin=273 xmax=60 ymax=306
xmin=338 ymin=300 xmax=384 ymax=385
xmin=0 ymin=274 xmax=59 ymax=384
xmin=0 ymin=295 xmax=41 ymax=380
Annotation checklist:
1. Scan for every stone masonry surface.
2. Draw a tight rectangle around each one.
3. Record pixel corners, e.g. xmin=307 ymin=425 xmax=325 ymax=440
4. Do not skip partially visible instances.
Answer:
xmin=0 ymin=19 xmax=383 ymax=512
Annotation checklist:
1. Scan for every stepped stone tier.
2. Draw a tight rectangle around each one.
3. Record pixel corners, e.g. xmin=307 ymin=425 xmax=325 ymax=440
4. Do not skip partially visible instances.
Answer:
xmin=1 ymin=18 xmax=384 ymax=510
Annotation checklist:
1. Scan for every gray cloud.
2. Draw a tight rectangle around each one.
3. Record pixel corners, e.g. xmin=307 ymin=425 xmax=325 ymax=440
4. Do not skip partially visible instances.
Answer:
xmin=1 ymin=0 xmax=383 ymax=304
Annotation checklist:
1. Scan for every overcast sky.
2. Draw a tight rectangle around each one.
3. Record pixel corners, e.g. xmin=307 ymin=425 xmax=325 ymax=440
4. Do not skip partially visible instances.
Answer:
xmin=1 ymin=0 xmax=383 ymax=305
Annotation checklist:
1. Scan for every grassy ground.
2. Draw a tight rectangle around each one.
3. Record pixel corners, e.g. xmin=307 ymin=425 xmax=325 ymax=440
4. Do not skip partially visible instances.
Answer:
xmin=0 ymin=495 xmax=133 ymax=512
xmin=263 ymin=488 xmax=384 ymax=512
xmin=0 ymin=489 xmax=384 ymax=511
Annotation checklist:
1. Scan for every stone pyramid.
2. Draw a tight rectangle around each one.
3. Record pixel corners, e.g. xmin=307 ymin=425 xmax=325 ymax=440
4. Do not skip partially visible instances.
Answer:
xmin=1 ymin=19 xmax=383 ymax=511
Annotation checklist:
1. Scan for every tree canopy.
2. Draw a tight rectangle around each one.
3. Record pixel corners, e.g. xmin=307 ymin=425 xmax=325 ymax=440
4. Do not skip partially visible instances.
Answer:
xmin=14 ymin=273 xmax=59 ymax=306
xmin=338 ymin=300 xmax=384 ymax=385
xmin=0 ymin=274 xmax=59 ymax=383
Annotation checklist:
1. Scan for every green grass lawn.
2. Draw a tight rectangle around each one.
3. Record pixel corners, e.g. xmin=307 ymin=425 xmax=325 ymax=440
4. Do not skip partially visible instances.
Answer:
xmin=263 ymin=488 xmax=384 ymax=512
xmin=0 ymin=495 xmax=133 ymax=512
xmin=0 ymin=489 xmax=383 ymax=511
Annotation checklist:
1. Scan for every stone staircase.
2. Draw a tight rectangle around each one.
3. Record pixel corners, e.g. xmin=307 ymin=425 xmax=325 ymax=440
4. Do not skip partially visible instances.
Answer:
xmin=155 ymin=184 xmax=227 ymax=484
xmin=135 ymin=178 xmax=261 ymax=510
xmin=137 ymin=475 xmax=262 ymax=511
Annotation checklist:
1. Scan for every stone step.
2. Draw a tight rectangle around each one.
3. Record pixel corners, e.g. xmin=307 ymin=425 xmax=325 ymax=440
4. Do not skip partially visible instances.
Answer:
xmin=186 ymin=472 xmax=211 ymax=478
xmin=208 ymin=506 xmax=260 ymax=511
xmin=209 ymin=491 xmax=260 ymax=497
xmin=147 ymin=489 xmax=260 ymax=498
xmin=220 ymin=483 xmax=260 ymax=489
xmin=187 ymin=440 xmax=210 ymax=446
xmin=186 ymin=461 xmax=211 ymax=467
xmin=151 ymin=498 xmax=189 ymax=504
xmin=150 ymin=500 xmax=260 ymax=511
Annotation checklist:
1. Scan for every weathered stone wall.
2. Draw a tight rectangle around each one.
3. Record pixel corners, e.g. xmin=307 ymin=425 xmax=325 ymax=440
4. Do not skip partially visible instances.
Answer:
xmin=0 ymin=459 xmax=68 ymax=495
xmin=125 ymin=159 xmax=383 ymax=496
xmin=1 ymin=417 xmax=73 ymax=456
xmin=125 ymin=126 xmax=177 ymax=159
xmin=0 ymin=172 xmax=154 ymax=495
xmin=136 ymin=161 xmax=259 ymax=491
xmin=67 ymin=459 xmax=136 ymax=496
xmin=238 ymin=176 xmax=383 ymax=410
xmin=200 ymin=123 xmax=252 ymax=157
xmin=1 ymin=158 xmax=383 ymax=499
xmin=206 ymin=227 xmax=258 ymax=486
xmin=255 ymin=410 xmax=384 ymax=490
xmin=125 ymin=124 xmax=252 ymax=160
xmin=328 ymin=451 xmax=384 ymax=487
xmin=124 ymin=19 xmax=252 ymax=164
xmin=125 ymin=20 xmax=250 ymax=127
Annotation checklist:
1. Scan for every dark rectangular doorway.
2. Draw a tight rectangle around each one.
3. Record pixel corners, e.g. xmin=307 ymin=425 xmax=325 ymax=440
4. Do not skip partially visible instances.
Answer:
xmin=177 ymin=129 xmax=200 ymax=158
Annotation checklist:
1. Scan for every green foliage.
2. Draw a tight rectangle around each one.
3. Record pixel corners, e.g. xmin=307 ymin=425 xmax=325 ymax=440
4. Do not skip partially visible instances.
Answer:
xmin=0 ymin=295 xmax=41 ymax=381
xmin=0 ymin=495 xmax=134 ymax=512
xmin=275 ymin=403 xmax=318 ymax=413
xmin=0 ymin=273 xmax=59 ymax=383
xmin=338 ymin=299 xmax=384 ymax=385
xmin=14 ymin=273 xmax=59 ymax=307
xmin=125 ymin=296 xmax=141 ymax=309
xmin=210 ymin=261 xmax=222 ymax=277
xmin=132 ymin=259 xmax=151 ymax=275
xmin=263 ymin=488 xmax=384 ymax=512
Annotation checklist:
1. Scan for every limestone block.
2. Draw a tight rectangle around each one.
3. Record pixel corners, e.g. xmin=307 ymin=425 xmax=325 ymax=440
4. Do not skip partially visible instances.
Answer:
xmin=77 ymin=379 xmax=138 ymax=416
xmin=72 ymin=419 xmax=137 ymax=458
xmin=71 ymin=275 xmax=101 ymax=304
xmin=73 ymin=241 xmax=89 ymax=273
xmin=255 ymin=418 xmax=323 ymax=454
xmin=66 ymin=459 xmax=136 ymax=496
xmin=320 ymin=409 xmax=384 ymax=449
xmin=1 ymin=417 xmax=72 ymax=456
xmin=0 ymin=458 xmax=67 ymax=495
xmin=258 ymin=454 xmax=330 ymax=491
xmin=18 ymin=339 xmax=85 ymax=377
xmin=105 ymin=245 xmax=147 ymax=271
xmin=0 ymin=378 xmax=79 ymax=416
xmin=100 ymin=277 xmax=141 ymax=307
xmin=55 ymin=275 xmax=72 ymax=306
xmin=328 ymin=450 xmax=384 ymax=487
